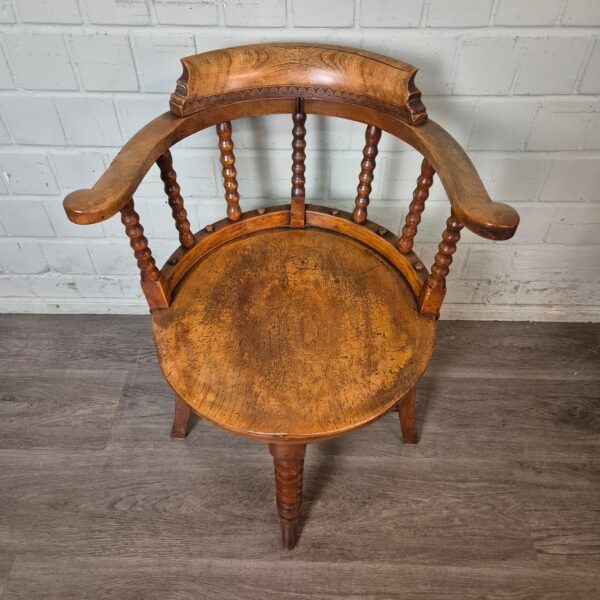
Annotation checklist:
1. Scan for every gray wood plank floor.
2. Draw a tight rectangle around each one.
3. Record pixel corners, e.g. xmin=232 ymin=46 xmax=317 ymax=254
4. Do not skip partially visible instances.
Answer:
xmin=0 ymin=315 xmax=599 ymax=599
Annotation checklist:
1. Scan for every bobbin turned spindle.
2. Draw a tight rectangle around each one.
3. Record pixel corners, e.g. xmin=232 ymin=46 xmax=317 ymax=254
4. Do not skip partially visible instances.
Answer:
xmin=216 ymin=121 xmax=241 ymax=221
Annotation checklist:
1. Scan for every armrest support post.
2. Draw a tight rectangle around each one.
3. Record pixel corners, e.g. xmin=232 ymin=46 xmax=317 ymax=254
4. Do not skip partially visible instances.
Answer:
xmin=419 ymin=212 xmax=464 ymax=318
xmin=120 ymin=199 xmax=169 ymax=310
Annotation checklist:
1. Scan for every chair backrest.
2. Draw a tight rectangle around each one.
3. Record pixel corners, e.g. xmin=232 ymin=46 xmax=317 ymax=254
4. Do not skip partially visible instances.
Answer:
xmin=63 ymin=43 xmax=519 ymax=317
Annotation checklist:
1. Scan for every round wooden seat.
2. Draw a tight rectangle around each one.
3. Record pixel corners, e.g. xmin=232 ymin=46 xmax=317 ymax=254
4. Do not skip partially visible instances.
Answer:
xmin=152 ymin=227 xmax=436 ymax=443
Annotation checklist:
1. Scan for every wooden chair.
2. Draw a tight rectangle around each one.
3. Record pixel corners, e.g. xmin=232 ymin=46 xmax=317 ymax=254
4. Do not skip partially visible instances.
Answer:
xmin=64 ymin=44 xmax=519 ymax=549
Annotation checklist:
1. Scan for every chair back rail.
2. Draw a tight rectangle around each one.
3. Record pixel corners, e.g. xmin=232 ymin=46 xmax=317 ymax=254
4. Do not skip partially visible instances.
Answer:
xmin=62 ymin=44 xmax=519 ymax=316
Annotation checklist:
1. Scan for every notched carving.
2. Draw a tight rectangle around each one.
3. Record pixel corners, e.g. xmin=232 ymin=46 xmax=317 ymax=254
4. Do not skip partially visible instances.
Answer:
xmin=169 ymin=44 xmax=428 ymax=125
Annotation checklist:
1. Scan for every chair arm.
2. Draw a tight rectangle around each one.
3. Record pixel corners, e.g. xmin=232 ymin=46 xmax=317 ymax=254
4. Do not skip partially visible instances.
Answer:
xmin=63 ymin=112 xmax=192 ymax=225
xmin=416 ymin=120 xmax=520 ymax=241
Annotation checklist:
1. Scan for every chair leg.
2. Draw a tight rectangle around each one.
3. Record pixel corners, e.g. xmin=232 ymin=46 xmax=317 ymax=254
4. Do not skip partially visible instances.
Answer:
xmin=398 ymin=385 xmax=418 ymax=444
xmin=269 ymin=443 xmax=306 ymax=549
xmin=170 ymin=395 xmax=191 ymax=439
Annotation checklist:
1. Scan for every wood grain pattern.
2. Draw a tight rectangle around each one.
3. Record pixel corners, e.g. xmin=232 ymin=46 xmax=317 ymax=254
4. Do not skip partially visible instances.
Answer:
xmin=62 ymin=103 xmax=518 ymax=241
xmin=170 ymin=395 xmax=191 ymax=439
xmin=269 ymin=443 xmax=306 ymax=549
xmin=1 ymin=317 xmax=600 ymax=598
xmin=398 ymin=385 xmax=418 ymax=443
xmin=216 ymin=121 xmax=241 ymax=221
xmin=63 ymin=45 xmax=517 ymax=243
xmin=398 ymin=158 xmax=435 ymax=253
xmin=156 ymin=150 xmax=195 ymax=250
xmin=153 ymin=228 xmax=436 ymax=442
xmin=120 ymin=199 xmax=169 ymax=310
xmin=290 ymin=97 xmax=306 ymax=227
xmin=352 ymin=125 xmax=381 ymax=224
xmin=120 ymin=199 xmax=160 ymax=283
xmin=419 ymin=213 xmax=464 ymax=317
xmin=169 ymin=43 xmax=427 ymax=124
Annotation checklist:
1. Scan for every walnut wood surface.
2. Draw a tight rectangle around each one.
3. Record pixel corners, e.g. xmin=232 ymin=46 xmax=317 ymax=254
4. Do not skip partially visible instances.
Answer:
xmin=120 ymin=199 xmax=160 ymax=284
xmin=352 ymin=125 xmax=381 ymax=224
xmin=419 ymin=213 xmax=464 ymax=317
xmin=170 ymin=395 xmax=191 ymax=439
xmin=216 ymin=121 xmax=241 ymax=222
xmin=62 ymin=103 xmax=517 ymax=241
xmin=153 ymin=228 xmax=436 ymax=443
xmin=170 ymin=43 xmax=427 ymax=124
xmin=290 ymin=97 xmax=306 ymax=227
xmin=269 ymin=443 xmax=306 ymax=549
xmin=156 ymin=150 xmax=195 ymax=250
xmin=398 ymin=158 xmax=435 ymax=253
xmin=398 ymin=386 xmax=418 ymax=444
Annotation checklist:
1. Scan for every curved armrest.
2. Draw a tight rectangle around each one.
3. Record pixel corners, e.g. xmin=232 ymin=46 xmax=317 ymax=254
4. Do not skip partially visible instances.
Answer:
xmin=415 ymin=120 xmax=519 ymax=240
xmin=64 ymin=112 xmax=193 ymax=224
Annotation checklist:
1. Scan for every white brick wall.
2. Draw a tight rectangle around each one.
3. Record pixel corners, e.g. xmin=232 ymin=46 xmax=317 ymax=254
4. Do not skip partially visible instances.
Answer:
xmin=0 ymin=0 xmax=599 ymax=321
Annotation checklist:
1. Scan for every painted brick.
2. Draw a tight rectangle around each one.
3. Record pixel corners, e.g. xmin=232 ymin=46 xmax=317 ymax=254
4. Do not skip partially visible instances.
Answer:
xmin=55 ymin=97 xmax=122 ymax=147
xmin=584 ymin=112 xmax=600 ymax=151
xmin=379 ymin=152 xmax=435 ymax=203
xmin=468 ymin=99 xmax=538 ymax=151
xmin=0 ymin=96 xmax=66 ymax=145
xmin=461 ymin=245 xmax=515 ymax=280
xmin=28 ymin=273 xmax=81 ymax=298
xmin=453 ymin=36 xmax=521 ymax=95
xmin=480 ymin=280 xmax=600 ymax=307
xmin=485 ymin=157 xmax=551 ymax=202
xmin=527 ymin=100 xmax=598 ymax=151
xmin=236 ymin=114 xmax=357 ymax=151
xmin=424 ymin=97 xmax=477 ymax=147
xmin=154 ymin=0 xmax=218 ymax=25
xmin=361 ymin=33 xmax=457 ymax=94
xmin=116 ymin=96 xmax=168 ymax=139
xmin=360 ymin=0 xmax=424 ymax=28
xmin=0 ymin=198 xmax=54 ymax=236
xmin=16 ymin=0 xmax=81 ymax=23
xmin=133 ymin=33 xmax=195 ymax=93
xmin=75 ymin=276 xmax=123 ymax=298
xmin=512 ymin=246 xmax=600 ymax=282
xmin=0 ymin=240 xmax=48 ymax=273
xmin=562 ymin=0 xmax=600 ymax=26
xmin=0 ymin=153 xmax=59 ymax=195
xmin=513 ymin=36 xmax=591 ymax=94
xmin=3 ymin=31 xmax=77 ymax=91
xmin=426 ymin=0 xmax=493 ymax=27
xmin=0 ymin=116 xmax=10 ymax=145
xmin=223 ymin=0 xmax=287 ymax=27
xmin=494 ymin=0 xmax=563 ymax=26
xmin=49 ymin=152 xmax=106 ymax=191
xmin=118 ymin=276 xmax=145 ymax=299
xmin=581 ymin=39 xmax=600 ymax=94
xmin=293 ymin=0 xmax=354 ymax=27
xmin=0 ymin=1 xmax=15 ymax=23
xmin=84 ymin=0 xmax=150 ymax=25
xmin=544 ymin=205 xmax=600 ymax=245
xmin=69 ymin=33 xmax=138 ymax=92
xmin=42 ymin=240 xmax=96 ymax=274
xmin=0 ymin=275 xmax=32 ymax=297
xmin=540 ymin=159 xmax=600 ymax=202
xmin=87 ymin=239 xmax=139 ymax=275
xmin=0 ymin=44 xmax=13 ymax=89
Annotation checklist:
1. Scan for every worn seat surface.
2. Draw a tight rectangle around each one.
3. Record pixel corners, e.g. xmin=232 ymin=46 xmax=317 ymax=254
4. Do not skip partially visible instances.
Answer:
xmin=152 ymin=227 xmax=436 ymax=442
